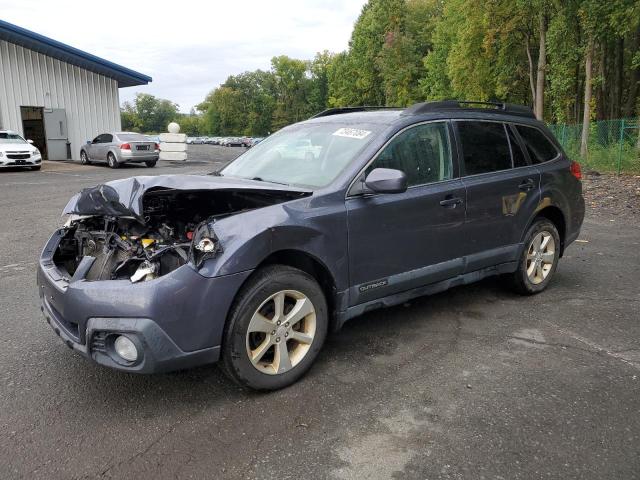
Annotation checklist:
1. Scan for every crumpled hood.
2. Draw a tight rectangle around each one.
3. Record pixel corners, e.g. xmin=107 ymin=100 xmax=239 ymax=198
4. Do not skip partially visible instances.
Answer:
xmin=62 ymin=174 xmax=311 ymax=220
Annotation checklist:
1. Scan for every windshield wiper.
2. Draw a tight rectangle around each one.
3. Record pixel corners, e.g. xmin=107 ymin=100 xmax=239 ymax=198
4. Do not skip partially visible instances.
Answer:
xmin=208 ymin=170 xmax=223 ymax=176
xmin=250 ymin=177 xmax=290 ymax=186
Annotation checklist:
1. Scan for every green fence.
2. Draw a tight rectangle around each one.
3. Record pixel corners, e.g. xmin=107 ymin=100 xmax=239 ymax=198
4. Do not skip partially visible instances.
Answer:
xmin=548 ymin=119 xmax=640 ymax=174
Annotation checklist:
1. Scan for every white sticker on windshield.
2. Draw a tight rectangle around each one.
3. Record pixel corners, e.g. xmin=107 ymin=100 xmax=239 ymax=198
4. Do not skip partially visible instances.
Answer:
xmin=332 ymin=128 xmax=372 ymax=140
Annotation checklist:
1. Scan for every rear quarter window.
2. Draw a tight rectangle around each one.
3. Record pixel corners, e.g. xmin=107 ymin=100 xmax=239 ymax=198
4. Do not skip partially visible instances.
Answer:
xmin=516 ymin=125 xmax=559 ymax=164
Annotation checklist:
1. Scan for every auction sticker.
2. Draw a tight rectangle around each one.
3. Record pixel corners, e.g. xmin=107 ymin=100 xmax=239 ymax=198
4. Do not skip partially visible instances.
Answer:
xmin=332 ymin=128 xmax=372 ymax=139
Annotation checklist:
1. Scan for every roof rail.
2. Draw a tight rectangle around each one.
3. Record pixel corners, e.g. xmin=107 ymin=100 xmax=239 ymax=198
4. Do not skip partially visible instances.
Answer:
xmin=402 ymin=100 xmax=535 ymax=119
xmin=310 ymin=106 xmax=402 ymax=119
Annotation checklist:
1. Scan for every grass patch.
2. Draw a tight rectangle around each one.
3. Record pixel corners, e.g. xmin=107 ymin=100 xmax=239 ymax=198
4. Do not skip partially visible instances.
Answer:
xmin=562 ymin=142 xmax=640 ymax=174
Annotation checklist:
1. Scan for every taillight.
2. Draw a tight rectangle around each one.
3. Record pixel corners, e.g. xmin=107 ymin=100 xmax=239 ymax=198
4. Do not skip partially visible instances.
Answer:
xmin=570 ymin=160 xmax=582 ymax=180
xmin=120 ymin=143 xmax=131 ymax=150
xmin=154 ymin=143 xmax=160 ymax=151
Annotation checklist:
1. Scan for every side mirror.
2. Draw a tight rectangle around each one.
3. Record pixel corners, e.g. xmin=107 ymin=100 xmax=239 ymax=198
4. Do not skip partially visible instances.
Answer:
xmin=27 ymin=139 xmax=34 ymax=144
xmin=364 ymin=168 xmax=408 ymax=194
xmin=86 ymin=140 xmax=92 ymax=145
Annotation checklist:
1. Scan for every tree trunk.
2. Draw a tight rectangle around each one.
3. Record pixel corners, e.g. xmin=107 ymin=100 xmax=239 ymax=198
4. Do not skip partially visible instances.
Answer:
xmin=535 ymin=14 xmax=547 ymax=121
xmin=580 ymin=40 xmax=594 ymax=158
xmin=525 ymin=36 xmax=537 ymax=108
xmin=574 ymin=61 xmax=582 ymax=124
xmin=624 ymin=27 xmax=640 ymax=118
xmin=596 ymin=43 xmax=607 ymax=121
xmin=613 ymin=37 xmax=623 ymax=120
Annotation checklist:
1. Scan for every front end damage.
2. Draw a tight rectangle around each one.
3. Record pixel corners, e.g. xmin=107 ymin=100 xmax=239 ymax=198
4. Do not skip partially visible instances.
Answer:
xmin=38 ymin=175 xmax=311 ymax=372
xmin=54 ymin=176 xmax=310 ymax=284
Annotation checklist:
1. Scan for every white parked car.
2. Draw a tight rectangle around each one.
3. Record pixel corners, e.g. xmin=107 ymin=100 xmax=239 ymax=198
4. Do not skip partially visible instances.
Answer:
xmin=0 ymin=130 xmax=42 ymax=170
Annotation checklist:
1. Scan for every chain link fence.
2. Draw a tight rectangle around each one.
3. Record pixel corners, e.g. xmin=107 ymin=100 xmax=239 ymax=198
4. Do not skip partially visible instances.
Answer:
xmin=548 ymin=119 xmax=640 ymax=174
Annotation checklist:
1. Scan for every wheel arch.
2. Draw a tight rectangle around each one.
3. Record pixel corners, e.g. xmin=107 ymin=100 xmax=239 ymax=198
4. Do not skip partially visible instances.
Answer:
xmin=255 ymin=249 xmax=339 ymax=328
xmin=531 ymin=205 xmax=567 ymax=255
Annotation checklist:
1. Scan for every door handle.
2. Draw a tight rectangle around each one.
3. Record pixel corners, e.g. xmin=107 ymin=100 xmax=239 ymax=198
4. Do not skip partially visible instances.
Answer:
xmin=439 ymin=196 xmax=463 ymax=208
xmin=519 ymin=179 xmax=535 ymax=191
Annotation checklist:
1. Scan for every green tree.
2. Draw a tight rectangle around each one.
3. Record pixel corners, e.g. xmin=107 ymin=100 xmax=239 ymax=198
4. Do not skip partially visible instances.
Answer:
xmin=308 ymin=51 xmax=334 ymax=114
xmin=120 ymin=101 xmax=141 ymax=131
xmin=120 ymin=93 xmax=179 ymax=133
xmin=271 ymin=55 xmax=311 ymax=129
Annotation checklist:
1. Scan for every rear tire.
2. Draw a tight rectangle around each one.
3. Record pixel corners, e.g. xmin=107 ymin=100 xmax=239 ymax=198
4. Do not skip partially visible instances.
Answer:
xmin=145 ymin=160 xmax=157 ymax=168
xmin=506 ymin=218 xmax=560 ymax=295
xmin=221 ymin=265 xmax=328 ymax=390
xmin=107 ymin=153 xmax=118 ymax=169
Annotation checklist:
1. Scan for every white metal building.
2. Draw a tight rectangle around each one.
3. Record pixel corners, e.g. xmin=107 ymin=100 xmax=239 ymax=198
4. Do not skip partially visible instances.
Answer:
xmin=0 ymin=20 xmax=151 ymax=160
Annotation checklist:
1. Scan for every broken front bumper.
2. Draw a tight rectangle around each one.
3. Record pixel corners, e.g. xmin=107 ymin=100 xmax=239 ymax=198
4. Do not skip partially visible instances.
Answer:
xmin=37 ymin=229 xmax=252 ymax=373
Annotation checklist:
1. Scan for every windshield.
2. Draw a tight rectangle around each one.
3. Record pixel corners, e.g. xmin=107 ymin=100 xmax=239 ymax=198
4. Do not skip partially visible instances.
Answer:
xmin=221 ymin=122 xmax=382 ymax=188
xmin=0 ymin=133 xmax=28 ymax=144
xmin=117 ymin=133 xmax=148 ymax=141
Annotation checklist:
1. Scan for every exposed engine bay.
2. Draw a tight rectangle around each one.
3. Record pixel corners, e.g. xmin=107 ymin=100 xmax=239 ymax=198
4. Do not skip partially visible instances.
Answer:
xmin=53 ymin=187 xmax=307 ymax=283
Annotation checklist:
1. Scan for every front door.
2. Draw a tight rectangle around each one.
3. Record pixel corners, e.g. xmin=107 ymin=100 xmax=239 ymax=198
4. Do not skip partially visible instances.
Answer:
xmin=346 ymin=121 xmax=467 ymax=306
xmin=455 ymin=120 xmax=541 ymax=272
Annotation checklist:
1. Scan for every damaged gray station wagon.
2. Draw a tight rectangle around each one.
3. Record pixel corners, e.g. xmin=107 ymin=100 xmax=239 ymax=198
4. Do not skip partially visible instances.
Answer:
xmin=38 ymin=101 xmax=585 ymax=390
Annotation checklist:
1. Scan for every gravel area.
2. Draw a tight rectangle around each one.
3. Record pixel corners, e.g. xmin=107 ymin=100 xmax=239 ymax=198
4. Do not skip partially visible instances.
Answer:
xmin=582 ymin=173 xmax=640 ymax=219
xmin=186 ymin=144 xmax=246 ymax=164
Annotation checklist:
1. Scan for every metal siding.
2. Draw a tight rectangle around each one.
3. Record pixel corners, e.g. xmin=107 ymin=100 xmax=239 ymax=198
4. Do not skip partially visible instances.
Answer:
xmin=0 ymin=38 xmax=121 ymax=159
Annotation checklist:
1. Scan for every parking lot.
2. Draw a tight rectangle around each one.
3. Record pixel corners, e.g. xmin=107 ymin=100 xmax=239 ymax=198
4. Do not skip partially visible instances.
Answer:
xmin=1 ymin=146 xmax=639 ymax=479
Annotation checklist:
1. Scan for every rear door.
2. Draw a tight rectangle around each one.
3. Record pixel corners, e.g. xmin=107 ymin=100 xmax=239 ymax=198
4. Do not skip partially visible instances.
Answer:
xmin=346 ymin=121 xmax=467 ymax=306
xmin=455 ymin=120 xmax=541 ymax=271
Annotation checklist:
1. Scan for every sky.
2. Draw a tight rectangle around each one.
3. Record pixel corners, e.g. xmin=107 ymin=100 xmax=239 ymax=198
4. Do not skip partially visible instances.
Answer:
xmin=1 ymin=0 xmax=365 ymax=112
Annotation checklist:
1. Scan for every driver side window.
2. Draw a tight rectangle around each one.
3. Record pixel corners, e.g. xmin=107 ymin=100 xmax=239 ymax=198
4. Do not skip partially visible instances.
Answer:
xmin=367 ymin=122 xmax=452 ymax=187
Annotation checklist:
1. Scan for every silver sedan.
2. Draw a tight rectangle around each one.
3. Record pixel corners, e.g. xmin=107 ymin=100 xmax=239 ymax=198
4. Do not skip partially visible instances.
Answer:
xmin=80 ymin=132 xmax=159 ymax=168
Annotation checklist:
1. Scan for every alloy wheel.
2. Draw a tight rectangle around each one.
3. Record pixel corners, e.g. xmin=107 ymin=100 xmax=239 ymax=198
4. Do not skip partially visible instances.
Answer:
xmin=245 ymin=290 xmax=316 ymax=375
xmin=526 ymin=231 xmax=556 ymax=285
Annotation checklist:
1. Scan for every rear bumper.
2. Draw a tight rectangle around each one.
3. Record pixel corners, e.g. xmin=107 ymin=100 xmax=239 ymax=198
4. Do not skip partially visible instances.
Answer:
xmin=116 ymin=151 xmax=159 ymax=163
xmin=565 ymin=194 xmax=586 ymax=251
xmin=37 ymin=228 xmax=252 ymax=373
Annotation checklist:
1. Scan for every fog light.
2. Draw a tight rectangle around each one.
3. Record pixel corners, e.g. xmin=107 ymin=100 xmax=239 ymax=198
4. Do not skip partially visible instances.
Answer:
xmin=114 ymin=335 xmax=138 ymax=362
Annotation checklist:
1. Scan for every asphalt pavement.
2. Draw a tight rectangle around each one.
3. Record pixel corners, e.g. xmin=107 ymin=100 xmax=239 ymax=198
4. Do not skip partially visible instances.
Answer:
xmin=0 ymin=146 xmax=639 ymax=479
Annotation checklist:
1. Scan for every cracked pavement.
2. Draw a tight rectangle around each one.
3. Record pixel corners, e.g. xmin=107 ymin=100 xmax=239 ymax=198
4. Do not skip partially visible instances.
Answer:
xmin=1 ymin=150 xmax=639 ymax=479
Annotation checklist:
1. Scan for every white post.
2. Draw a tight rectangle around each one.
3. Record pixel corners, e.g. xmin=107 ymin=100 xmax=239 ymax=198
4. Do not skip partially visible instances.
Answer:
xmin=159 ymin=122 xmax=187 ymax=161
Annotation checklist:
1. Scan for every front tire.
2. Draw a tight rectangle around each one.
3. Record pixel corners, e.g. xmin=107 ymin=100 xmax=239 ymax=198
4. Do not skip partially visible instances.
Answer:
xmin=506 ymin=218 xmax=560 ymax=295
xmin=107 ymin=152 xmax=119 ymax=169
xmin=80 ymin=151 xmax=90 ymax=165
xmin=221 ymin=265 xmax=328 ymax=390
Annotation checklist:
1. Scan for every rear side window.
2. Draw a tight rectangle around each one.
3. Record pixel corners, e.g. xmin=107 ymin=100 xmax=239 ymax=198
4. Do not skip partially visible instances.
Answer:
xmin=516 ymin=125 xmax=558 ymax=164
xmin=368 ymin=122 xmax=452 ymax=187
xmin=458 ymin=122 xmax=512 ymax=175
